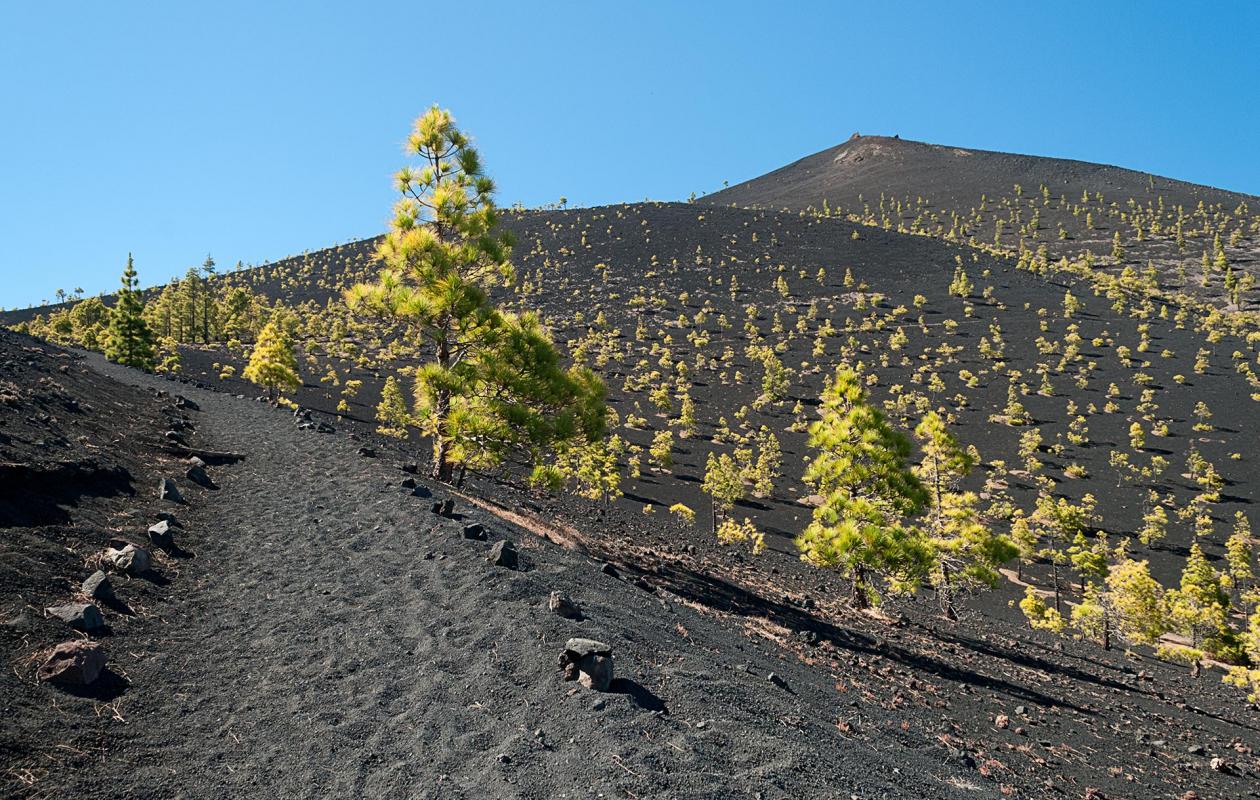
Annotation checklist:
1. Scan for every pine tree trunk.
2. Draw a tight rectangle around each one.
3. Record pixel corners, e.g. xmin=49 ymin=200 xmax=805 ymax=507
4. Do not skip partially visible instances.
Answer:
xmin=430 ymin=336 xmax=454 ymax=482
xmin=851 ymin=566 xmax=870 ymax=611
xmin=940 ymin=565 xmax=957 ymax=621
xmin=1051 ymin=560 xmax=1062 ymax=614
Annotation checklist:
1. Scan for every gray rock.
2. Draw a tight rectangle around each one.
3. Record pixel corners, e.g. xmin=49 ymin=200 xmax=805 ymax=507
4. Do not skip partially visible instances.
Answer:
xmin=108 ymin=544 xmax=151 ymax=576
xmin=357 ymin=447 xmax=376 ymax=458
xmin=549 ymin=591 xmax=582 ymax=619
xmin=461 ymin=523 xmax=487 ymax=541
xmin=148 ymin=520 xmax=174 ymax=548
xmin=37 ymin=639 xmax=107 ymax=685
xmin=559 ymin=638 xmax=614 ymax=691
xmin=81 ymin=570 xmax=115 ymax=601
xmin=488 ymin=540 xmax=518 ymax=569
xmin=158 ymin=477 xmax=183 ymax=503
xmin=46 ymin=602 xmax=104 ymax=632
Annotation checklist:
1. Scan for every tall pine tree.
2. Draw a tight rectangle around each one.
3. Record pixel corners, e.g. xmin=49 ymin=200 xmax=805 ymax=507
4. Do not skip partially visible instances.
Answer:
xmin=347 ymin=106 xmax=605 ymax=481
xmin=103 ymin=254 xmax=156 ymax=370
xmin=243 ymin=318 xmax=300 ymax=402
xmin=797 ymin=366 xmax=931 ymax=609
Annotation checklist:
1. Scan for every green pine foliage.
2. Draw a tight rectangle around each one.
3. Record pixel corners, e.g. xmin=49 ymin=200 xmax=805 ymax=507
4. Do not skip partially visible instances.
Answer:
xmin=103 ymin=254 xmax=157 ymax=370
xmin=243 ymin=318 xmax=301 ymax=401
xmin=376 ymin=375 xmax=411 ymax=437
xmin=346 ymin=106 xmax=605 ymax=481
xmin=797 ymin=365 xmax=931 ymax=609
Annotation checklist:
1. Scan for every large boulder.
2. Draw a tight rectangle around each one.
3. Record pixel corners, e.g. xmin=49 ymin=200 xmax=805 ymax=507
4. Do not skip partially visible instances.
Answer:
xmin=107 ymin=544 xmax=151 ymax=576
xmin=45 ymin=602 xmax=104 ymax=632
xmin=37 ymin=640 xmax=107 ymax=686
xmin=559 ymin=638 xmax=614 ymax=691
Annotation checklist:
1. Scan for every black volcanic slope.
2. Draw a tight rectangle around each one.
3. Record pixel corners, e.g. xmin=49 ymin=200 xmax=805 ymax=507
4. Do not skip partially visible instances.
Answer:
xmin=5 ymin=137 xmax=1260 ymax=798
xmin=706 ymin=134 xmax=1257 ymax=214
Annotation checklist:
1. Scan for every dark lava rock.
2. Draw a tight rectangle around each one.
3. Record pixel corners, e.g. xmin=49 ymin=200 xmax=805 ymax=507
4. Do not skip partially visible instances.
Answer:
xmin=411 ymin=485 xmax=432 ymax=499
xmin=600 ymin=562 xmax=620 ymax=578
xmin=81 ymin=570 xmax=115 ymax=601
xmin=488 ymin=539 xmax=518 ymax=569
xmin=430 ymin=499 xmax=454 ymax=517
xmin=400 ymin=477 xmax=416 ymax=489
xmin=45 ymin=602 xmax=104 ymax=632
xmin=559 ymin=638 xmax=615 ymax=691
xmin=158 ymin=477 xmax=184 ymax=503
xmin=401 ymin=463 xmax=419 ymax=474
xmin=549 ymin=591 xmax=582 ymax=619
xmin=148 ymin=520 xmax=174 ymax=548
xmin=108 ymin=544 xmax=151 ymax=576
xmin=315 ymin=422 xmax=335 ymax=433
xmin=462 ymin=523 xmax=487 ymax=541
xmin=357 ymin=447 xmax=376 ymax=458
xmin=173 ymin=395 xmax=199 ymax=411
xmin=37 ymin=640 xmax=107 ymax=686
xmin=186 ymin=464 xmax=215 ymax=488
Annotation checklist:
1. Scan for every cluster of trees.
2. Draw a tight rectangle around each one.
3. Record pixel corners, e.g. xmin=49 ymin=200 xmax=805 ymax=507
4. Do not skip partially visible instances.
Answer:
xmin=796 ymin=365 xmax=1015 ymax=615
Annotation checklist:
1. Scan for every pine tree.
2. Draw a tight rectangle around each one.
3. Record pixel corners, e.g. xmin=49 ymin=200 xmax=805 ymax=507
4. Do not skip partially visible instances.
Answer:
xmin=1106 ymin=556 xmax=1167 ymax=646
xmin=1225 ymin=512 xmax=1254 ymax=600
xmin=376 ymin=375 xmax=411 ymax=437
xmin=243 ymin=318 xmax=300 ymax=402
xmin=703 ymin=451 xmax=744 ymax=533
xmin=346 ymin=106 xmax=604 ymax=481
xmin=103 ymin=254 xmax=157 ymax=370
xmin=797 ymin=366 xmax=931 ymax=609
xmin=913 ymin=411 xmax=1014 ymax=619
xmin=1167 ymin=542 xmax=1230 ymax=651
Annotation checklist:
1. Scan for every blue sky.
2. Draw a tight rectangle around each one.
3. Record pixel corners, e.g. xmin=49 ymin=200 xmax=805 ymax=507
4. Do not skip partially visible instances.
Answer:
xmin=2 ymin=1 xmax=1258 ymax=308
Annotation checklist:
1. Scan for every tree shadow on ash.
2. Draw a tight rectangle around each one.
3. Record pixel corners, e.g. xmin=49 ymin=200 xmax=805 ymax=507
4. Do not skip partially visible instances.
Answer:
xmin=637 ymin=560 xmax=1104 ymax=712
xmin=58 ymin=668 xmax=129 ymax=701
xmin=611 ymin=678 xmax=667 ymax=713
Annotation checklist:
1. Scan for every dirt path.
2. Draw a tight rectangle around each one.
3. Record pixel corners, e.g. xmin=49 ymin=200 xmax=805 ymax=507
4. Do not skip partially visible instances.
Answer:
xmin=60 ymin=358 xmax=971 ymax=800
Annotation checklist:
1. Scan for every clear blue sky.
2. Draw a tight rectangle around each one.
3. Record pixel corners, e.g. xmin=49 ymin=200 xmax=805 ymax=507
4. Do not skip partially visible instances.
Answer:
xmin=3 ymin=1 xmax=1258 ymax=309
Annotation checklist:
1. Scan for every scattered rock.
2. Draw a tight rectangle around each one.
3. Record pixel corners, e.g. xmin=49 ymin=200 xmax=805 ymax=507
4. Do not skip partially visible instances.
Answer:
xmin=994 ymin=714 xmax=1010 ymax=730
xmin=107 ymin=544 xmax=151 ymax=576
xmin=315 ymin=422 xmax=335 ymax=434
xmin=81 ymin=570 xmax=115 ymax=601
xmin=411 ymin=485 xmax=432 ymax=499
xmin=1187 ymin=744 xmax=1205 ymax=756
xmin=173 ymin=395 xmax=199 ymax=411
xmin=186 ymin=463 xmax=216 ymax=488
xmin=158 ymin=477 xmax=183 ymax=503
xmin=147 ymin=520 xmax=174 ymax=548
xmin=559 ymin=638 xmax=614 ymax=692
xmin=600 ymin=562 xmax=620 ymax=578
xmin=401 ymin=463 xmax=419 ymax=474
xmin=357 ymin=447 xmax=376 ymax=458
xmin=488 ymin=540 xmax=517 ymax=569
xmin=1209 ymin=756 xmax=1229 ymax=773
xmin=37 ymin=640 xmax=107 ymax=686
xmin=400 ymin=477 xmax=416 ymax=489
xmin=430 ymin=499 xmax=455 ymax=517
xmin=1014 ymin=705 xmax=1027 ymax=716
xmin=549 ymin=591 xmax=582 ymax=619
xmin=461 ymin=523 xmax=487 ymax=541
xmin=45 ymin=602 xmax=104 ymax=632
